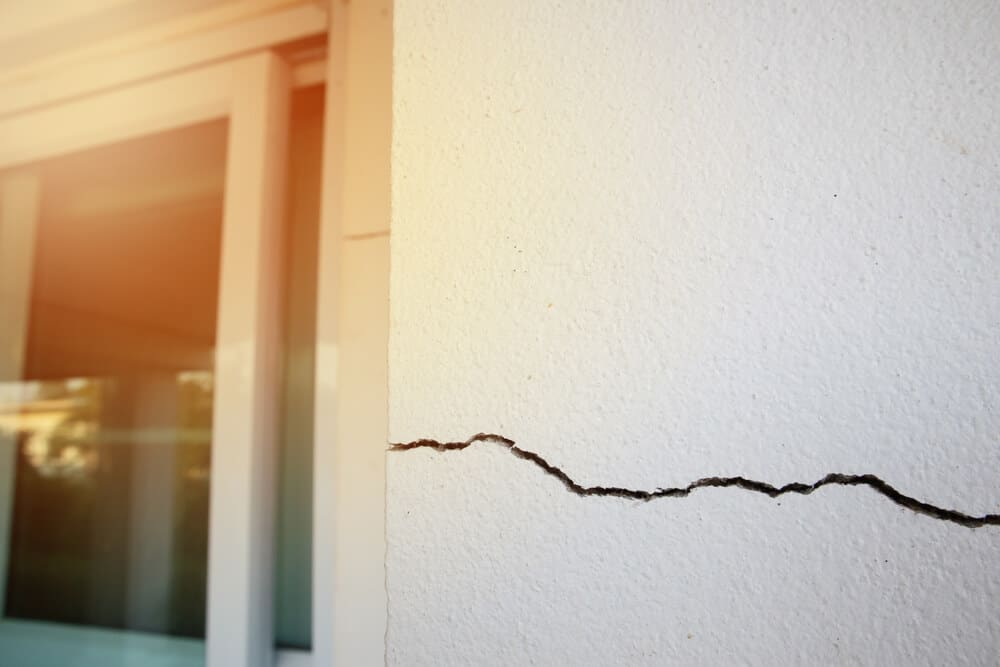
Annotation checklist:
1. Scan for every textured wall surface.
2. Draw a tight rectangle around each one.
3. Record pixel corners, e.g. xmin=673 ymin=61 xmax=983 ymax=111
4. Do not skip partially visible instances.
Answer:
xmin=388 ymin=1 xmax=1000 ymax=664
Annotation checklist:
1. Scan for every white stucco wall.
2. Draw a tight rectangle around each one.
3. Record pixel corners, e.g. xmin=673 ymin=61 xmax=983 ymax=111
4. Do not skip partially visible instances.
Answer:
xmin=387 ymin=1 xmax=1000 ymax=664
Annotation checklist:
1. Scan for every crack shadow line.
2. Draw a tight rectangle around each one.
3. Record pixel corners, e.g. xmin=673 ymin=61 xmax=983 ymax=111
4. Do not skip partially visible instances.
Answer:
xmin=390 ymin=433 xmax=1000 ymax=529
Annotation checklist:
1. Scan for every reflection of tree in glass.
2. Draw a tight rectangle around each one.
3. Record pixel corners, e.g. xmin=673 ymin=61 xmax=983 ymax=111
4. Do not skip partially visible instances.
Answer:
xmin=6 ymin=372 xmax=215 ymax=638
xmin=4 ymin=378 xmax=102 ymax=480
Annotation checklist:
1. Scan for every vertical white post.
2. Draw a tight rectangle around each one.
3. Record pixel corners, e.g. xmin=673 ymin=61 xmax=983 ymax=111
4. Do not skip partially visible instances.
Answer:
xmin=312 ymin=7 xmax=345 ymax=658
xmin=315 ymin=1 xmax=392 ymax=665
xmin=0 ymin=173 xmax=40 ymax=613
xmin=206 ymin=52 xmax=289 ymax=667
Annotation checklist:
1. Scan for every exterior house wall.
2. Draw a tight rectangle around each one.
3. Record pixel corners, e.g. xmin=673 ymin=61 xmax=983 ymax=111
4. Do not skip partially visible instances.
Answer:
xmin=387 ymin=1 xmax=1000 ymax=664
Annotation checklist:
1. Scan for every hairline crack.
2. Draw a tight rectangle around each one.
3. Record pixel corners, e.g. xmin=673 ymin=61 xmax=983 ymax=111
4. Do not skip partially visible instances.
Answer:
xmin=389 ymin=433 xmax=1000 ymax=529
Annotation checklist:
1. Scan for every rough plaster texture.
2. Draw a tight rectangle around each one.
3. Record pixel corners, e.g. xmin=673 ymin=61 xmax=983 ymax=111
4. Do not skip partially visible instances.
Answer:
xmin=388 ymin=1 xmax=1000 ymax=664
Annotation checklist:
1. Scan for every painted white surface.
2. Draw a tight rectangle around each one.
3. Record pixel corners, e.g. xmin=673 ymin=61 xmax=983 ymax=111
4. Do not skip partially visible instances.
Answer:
xmin=314 ymin=1 xmax=391 ymax=664
xmin=388 ymin=1 xmax=1000 ymax=664
xmin=0 ymin=1 xmax=327 ymax=118
xmin=207 ymin=52 xmax=289 ymax=667
xmin=0 ymin=0 xmax=140 ymax=43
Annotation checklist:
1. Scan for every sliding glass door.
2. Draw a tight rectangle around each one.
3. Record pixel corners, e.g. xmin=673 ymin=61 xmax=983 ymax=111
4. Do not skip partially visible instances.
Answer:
xmin=0 ymin=53 xmax=290 ymax=667
xmin=0 ymin=119 xmax=225 ymax=665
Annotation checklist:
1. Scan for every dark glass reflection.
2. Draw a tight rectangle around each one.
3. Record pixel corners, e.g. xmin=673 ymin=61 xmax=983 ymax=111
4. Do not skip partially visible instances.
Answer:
xmin=0 ymin=120 xmax=225 ymax=638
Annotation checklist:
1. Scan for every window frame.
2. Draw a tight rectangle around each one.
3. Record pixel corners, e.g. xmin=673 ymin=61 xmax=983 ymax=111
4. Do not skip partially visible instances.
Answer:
xmin=0 ymin=51 xmax=315 ymax=667
xmin=0 ymin=2 xmax=392 ymax=663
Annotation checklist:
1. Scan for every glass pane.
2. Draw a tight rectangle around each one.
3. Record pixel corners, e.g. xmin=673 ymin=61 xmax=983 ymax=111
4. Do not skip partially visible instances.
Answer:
xmin=274 ymin=83 xmax=323 ymax=651
xmin=0 ymin=120 xmax=226 ymax=665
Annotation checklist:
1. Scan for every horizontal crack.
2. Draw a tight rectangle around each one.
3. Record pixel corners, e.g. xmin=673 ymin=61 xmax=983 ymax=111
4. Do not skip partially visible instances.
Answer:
xmin=390 ymin=433 xmax=1000 ymax=529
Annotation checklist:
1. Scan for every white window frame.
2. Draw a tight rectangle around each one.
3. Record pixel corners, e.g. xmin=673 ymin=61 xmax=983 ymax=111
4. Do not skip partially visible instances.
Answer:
xmin=0 ymin=51 xmax=311 ymax=667
xmin=0 ymin=2 xmax=391 ymax=665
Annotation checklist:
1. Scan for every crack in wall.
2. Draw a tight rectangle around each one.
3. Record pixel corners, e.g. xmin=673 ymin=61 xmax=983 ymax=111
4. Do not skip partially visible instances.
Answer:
xmin=390 ymin=433 xmax=1000 ymax=529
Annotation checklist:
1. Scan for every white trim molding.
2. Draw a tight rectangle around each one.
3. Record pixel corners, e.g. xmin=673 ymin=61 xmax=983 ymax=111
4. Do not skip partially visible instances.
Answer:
xmin=314 ymin=1 xmax=391 ymax=665
xmin=206 ymin=51 xmax=291 ymax=667
xmin=0 ymin=0 xmax=327 ymax=118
